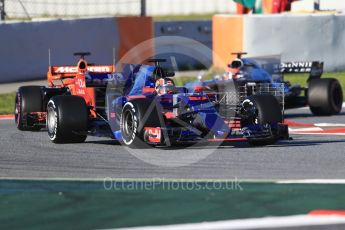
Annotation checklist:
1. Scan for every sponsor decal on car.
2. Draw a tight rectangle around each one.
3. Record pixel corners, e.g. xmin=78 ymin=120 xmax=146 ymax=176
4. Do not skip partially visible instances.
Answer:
xmin=54 ymin=66 xmax=112 ymax=73
xmin=281 ymin=62 xmax=313 ymax=73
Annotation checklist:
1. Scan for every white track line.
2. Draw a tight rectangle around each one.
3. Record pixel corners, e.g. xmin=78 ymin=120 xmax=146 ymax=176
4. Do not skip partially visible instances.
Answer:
xmin=116 ymin=215 xmax=345 ymax=230
xmin=0 ymin=177 xmax=268 ymax=183
xmin=289 ymin=132 xmax=345 ymax=136
xmin=276 ymin=179 xmax=345 ymax=184
xmin=3 ymin=177 xmax=345 ymax=184
xmin=288 ymin=126 xmax=345 ymax=135
xmin=315 ymin=123 xmax=345 ymax=127
xmin=289 ymin=127 xmax=323 ymax=132
xmin=294 ymin=106 xmax=309 ymax=110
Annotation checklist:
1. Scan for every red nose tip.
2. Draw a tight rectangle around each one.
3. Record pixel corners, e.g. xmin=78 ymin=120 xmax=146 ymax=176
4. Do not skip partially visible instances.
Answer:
xmin=194 ymin=86 xmax=204 ymax=92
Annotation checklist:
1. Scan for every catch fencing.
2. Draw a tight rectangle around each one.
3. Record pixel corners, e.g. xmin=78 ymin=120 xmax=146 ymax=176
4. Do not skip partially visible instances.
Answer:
xmin=1 ymin=0 xmax=236 ymax=20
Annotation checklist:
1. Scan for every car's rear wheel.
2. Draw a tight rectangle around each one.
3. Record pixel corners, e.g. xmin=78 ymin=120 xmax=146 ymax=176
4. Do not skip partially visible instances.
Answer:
xmin=15 ymin=86 xmax=43 ymax=131
xmin=47 ymin=95 xmax=88 ymax=143
xmin=246 ymin=94 xmax=282 ymax=146
xmin=308 ymin=78 xmax=343 ymax=116
xmin=120 ymin=99 xmax=162 ymax=148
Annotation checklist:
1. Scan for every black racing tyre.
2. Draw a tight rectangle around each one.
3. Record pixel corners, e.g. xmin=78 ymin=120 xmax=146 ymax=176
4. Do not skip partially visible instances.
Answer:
xmin=308 ymin=78 xmax=343 ymax=116
xmin=120 ymin=99 xmax=162 ymax=148
xmin=246 ymin=94 xmax=282 ymax=146
xmin=248 ymin=94 xmax=282 ymax=124
xmin=15 ymin=86 xmax=43 ymax=131
xmin=47 ymin=96 xmax=88 ymax=143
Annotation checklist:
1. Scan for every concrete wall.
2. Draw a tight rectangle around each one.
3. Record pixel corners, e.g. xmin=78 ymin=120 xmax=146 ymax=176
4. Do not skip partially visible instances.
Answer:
xmin=0 ymin=17 xmax=153 ymax=83
xmin=213 ymin=14 xmax=345 ymax=71
xmin=320 ymin=0 xmax=345 ymax=11
xmin=3 ymin=14 xmax=345 ymax=83
xmin=243 ymin=14 xmax=345 ymax=71
xmin=154 ymin=20 xmax=212 ymax=70
xmin=0 ymin=17 xmax=211 ymax=83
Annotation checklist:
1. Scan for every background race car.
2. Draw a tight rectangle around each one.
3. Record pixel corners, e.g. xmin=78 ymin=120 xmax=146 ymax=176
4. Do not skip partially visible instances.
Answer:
xmin=15 ymin=52 xmax=115 ymax=143
xmin=195 ymin=53 xmax=343 ymax=116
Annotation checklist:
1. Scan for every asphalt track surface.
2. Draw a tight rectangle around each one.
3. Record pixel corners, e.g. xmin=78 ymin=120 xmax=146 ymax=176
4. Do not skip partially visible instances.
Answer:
xmin=1 ymin=107 xmax=345 ymax=180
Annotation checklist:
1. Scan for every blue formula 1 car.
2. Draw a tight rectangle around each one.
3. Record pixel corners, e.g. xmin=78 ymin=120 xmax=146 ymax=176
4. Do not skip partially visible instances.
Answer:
xmin=105 ymin=59 xmax=289 ymax=147
xmin=192 ymin=53 xmax=343 ymax=116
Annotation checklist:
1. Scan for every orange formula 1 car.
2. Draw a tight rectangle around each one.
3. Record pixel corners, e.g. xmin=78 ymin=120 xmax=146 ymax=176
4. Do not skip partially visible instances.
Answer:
xmin=15 ymin=52 xmax=115 ymax=142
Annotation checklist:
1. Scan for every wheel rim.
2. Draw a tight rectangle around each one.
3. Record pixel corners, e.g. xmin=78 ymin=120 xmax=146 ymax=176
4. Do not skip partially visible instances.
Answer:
xmin=123 ymin=110 xmax=134 ymax=138
xmin=15 ymin=93 xmax=21 ymax=127
xmin=332 ymin=83 xmax=343 ymax=111
xmin=47 ymin=106 xmax=57 ymax=134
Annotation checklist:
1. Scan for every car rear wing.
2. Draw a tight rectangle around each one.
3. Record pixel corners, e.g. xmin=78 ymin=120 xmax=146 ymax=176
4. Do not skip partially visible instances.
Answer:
xmin=281 ymin=61 xmax=324 ymax=80
xmin=49 ymin=64 xmax=115 ymax=76
xmin=47 ymin=64 xmax=115 ymax=86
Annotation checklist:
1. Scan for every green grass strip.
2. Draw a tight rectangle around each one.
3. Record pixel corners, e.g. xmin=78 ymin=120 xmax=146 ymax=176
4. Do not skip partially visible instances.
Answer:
xmin=0 ymin=92 xmax=15 ymax=115
xmin=1 ymin=180 xmax=345 ymax=229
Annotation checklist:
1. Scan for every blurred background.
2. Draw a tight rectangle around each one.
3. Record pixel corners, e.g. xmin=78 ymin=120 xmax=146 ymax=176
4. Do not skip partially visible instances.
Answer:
xmin=1 ymin=0 xmax=345 ymax=112
xmin=1 ymin=0 xmax=235 ymax=19
xmin=1 ymin=0 xmax=344 ymax=20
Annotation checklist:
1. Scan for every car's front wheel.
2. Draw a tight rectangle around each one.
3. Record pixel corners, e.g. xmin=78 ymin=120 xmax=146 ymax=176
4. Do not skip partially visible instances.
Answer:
xmin=120 ymin=99 xmax=162 ymax=148
xmin=245 ymin=94 xmax=282 ymax=146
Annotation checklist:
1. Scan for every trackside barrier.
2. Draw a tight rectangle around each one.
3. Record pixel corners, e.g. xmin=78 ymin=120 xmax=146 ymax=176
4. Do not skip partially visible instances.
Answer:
xmin=0 ymin=16 xmax=153 ymax=83
xmin=213 ymin=14 xmax=345 ymax=71
xmin=154 ymin=20 xmax=212 ymax=70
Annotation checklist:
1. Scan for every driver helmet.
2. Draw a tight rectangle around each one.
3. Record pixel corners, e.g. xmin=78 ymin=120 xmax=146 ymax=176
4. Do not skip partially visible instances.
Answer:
xmin=155 ymin=78 xmax=176 ymax=95
xmin=152 ymin=67 xmax=166 ymax=81
xmin=227 ymin=58 xmax=243 ymax=80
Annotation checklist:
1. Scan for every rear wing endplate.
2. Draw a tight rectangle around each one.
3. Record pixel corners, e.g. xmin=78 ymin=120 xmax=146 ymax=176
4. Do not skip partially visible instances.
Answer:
xmin=281 ymin=61 xmax=324 ymax=80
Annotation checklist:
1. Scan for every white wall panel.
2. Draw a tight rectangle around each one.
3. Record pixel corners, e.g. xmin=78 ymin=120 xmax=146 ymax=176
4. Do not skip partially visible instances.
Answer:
xmin=243 ymin=14 xmax=345 ymax=71
xmin=0 ymin=17 xmax=119 ymax=83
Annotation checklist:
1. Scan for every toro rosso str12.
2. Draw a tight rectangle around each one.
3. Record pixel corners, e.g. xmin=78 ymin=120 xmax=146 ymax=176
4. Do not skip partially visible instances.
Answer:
xmin=107 ymin=59 xmax=289 ymax=147
xmin=15 ymin=55 xmax=288 ymax=146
